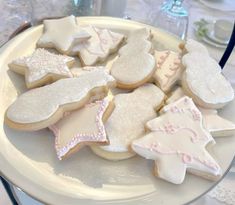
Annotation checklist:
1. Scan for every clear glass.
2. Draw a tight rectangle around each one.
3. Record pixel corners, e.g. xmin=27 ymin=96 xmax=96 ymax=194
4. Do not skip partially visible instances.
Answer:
xmin=154 ymin=0 xmax=189 ymax=40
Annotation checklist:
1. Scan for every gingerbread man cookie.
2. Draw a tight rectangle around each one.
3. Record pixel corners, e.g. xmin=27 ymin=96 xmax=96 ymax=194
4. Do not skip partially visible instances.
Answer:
xmin=5 ymin=70 xmax=116 ymax=131
xmin=153 ymin=50 xmax=183 ymax=92
xmin=49 ymin=97 xmax=114 ymax=160
xmin=132 ymin=96 xmax=221 ymax=184
xmin=37 ymin=15 xmax=90 ymax=54
xmin=110 ymin=28 xmax=155 ymax=89
xmin=90 ymin=84 xmax=165 ymax=160
xmin=9 ymin=48 xmax=74 ymax=89
xmin=182 ymin=39 xmax=234 ymax=109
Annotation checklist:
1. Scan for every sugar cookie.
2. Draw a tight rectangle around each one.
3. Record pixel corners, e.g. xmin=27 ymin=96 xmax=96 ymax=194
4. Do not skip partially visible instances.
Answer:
xmin=166 ymin=87 xmax=235 ymax=137
xmin=5 ymin=70 xmax=116 ymax=131
xmin=132 ymin=96 xmax=221 ymax=184
xmin=90 ymin=84 xmax=165 ymax=160
xmin=9 ymin=48 xmax=74 ymax=89
xmin=49 ymin=97 xmax=114 ymax=160
xmin=37 ymin=15 xmax=90 ymax=54
xmin=70 ymin=26 xmax=125 ymax=65
xmin=110 ymin=28 xmax=155 ymax=89
xmin=153 ymin=50 xmax=183 ymax=92
xmin=182 ymin=39 xmax=234 ymax=109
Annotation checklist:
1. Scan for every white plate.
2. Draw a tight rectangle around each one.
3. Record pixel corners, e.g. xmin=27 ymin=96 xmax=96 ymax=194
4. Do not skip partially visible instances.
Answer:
xmin=0 ymin=17 xmax=235 ymax=205
xmin=193 ymin=24 xmax=227 ymax=49
xmin=199 ymin=0 xmax=235 ymax=12
xmin=205 ymin=23 xmax=229 ymax=45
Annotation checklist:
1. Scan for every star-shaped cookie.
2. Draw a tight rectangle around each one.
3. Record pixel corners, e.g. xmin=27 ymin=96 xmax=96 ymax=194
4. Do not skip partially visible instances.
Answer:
xmin=132 ymin=96 xmax=221 ymax=184
xmin=9 ymin=48 xmax=75 ymax=88
xmin=37 ymin=15 xmax=90 ymax=54
xmin=49 ymin=97 xmax=114 ymax=160
xmin=71 ymin=26 xmax=125 ymax=65
xmin=199 ymin=108 xmax=235 ymax=137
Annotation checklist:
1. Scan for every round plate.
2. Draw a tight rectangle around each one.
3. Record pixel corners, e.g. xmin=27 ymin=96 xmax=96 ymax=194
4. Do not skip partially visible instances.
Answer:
xmin=193 ymin=25 xmax=227 ymax=49
xmin=199 ymin=0 xmax=235 ymax=12
xmin=205 ymin=23 xmax=229 ymax=45
xmin=0 ymin=17 xmax=235 ymax=205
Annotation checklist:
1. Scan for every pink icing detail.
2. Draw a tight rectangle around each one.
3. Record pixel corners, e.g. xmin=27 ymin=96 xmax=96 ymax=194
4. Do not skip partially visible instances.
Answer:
xmin=182 ymin=153 xmax=192 ymax=163
xmin=151 ymin=122 xmax=200 ymax=143
xmin=180 ymin=127 xmax=198 ymax=143
xmin=170 ymin=106 xmax=184 ymax=114
xmin=188 ymin=108 xmax=201 ymax=121
xmin=157 ymin=52 xmax=170 ymax=69
xmin=49 ymin=99 xmax=109 ymax=160
xmin=195 ymin=157 xmax=220 ymax=170
xmin=83 ymin=27 xmax=120 ymax=57
xmin=156 ymin=52 xmax=181 ymax=88
xmin=137 ymin=142 xmax=219 ymax=171
xmin=150 ymin=142 xmax=175 ymax=154
xmin=169 ymin=104 xmax=202 ymax=122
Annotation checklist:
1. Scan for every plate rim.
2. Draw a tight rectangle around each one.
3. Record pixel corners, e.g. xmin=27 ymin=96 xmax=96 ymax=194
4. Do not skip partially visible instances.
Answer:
xmin=0 ymin=16 xmax=234 ymax=205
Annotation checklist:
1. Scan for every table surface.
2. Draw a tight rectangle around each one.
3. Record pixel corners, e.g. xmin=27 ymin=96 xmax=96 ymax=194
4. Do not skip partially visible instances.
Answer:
xmin=0 ymin=0 xmax=234 ymax=205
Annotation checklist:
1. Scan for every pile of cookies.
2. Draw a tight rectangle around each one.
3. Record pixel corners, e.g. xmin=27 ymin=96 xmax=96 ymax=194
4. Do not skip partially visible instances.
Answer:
xmin=5 ymin=16 xmax=235 ymax=185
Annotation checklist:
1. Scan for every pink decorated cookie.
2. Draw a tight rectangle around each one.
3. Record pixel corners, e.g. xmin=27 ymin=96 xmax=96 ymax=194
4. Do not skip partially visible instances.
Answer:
xmin=132 ymin=96 xmax=221 ymax=184
xmin=182 ymin=39 xmax=234 ymax=109
xmin=154 ymin=50 xmax=183 ymax=92
xmin=5 ymin=70 xmax=116 ymax=131
xmin=166 ymin=87 xmax=235 ymax=137
xmin=9 ymin=48 xmax=75 ymax=89
xmin=110 ymin=28 xmax=155 ymax=89
xmin=49 ymin=97 xmax=114 ymax=160
xmin=71 ymin=26 xmax=125 ymax=65
xmin=37 ymin=15 xmax=90 ymax=54
xmin=90 ymin=84 xmax=165 ymax=160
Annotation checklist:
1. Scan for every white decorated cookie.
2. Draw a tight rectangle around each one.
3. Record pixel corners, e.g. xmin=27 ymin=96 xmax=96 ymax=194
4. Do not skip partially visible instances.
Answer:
xmin=153 ymin=50 xmax=183 ymax=92
xmin=37 ymin=15 xmax=90 ymax=54
xmin=49 ymin=97 xmax=114 ymax=160
xmin=182 ymin=39 xmax=234 ymax=109
xmin=198 ymin=108 xmax=235 ymax=137
xmin=90 ymin=84 xmax=165 ymax=160
xmin=9 ymin=48 xmax=74 ymax=89
xmin=71 ymin=26 xmax=124 ymax=65
xmin=132 ymin=96 xmax=221 ymax=184
xmin=5 ymin=70 xmax=116 ymax=131
xmin=110 ymin=28 xmax=155 ymax=89
xmin=71 ymin=66 xmax=108 ymax=77
xmin=166 ymin=87 xmax=235 ymax=137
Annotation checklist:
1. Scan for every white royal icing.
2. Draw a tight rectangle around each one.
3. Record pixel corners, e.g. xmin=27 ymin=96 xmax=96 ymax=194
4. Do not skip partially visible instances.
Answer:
xmin=99 ymin=84 xmax=165 ymax=153
xmin=166 ymin=87 xmax=235 ymax=137
xmin=154 ymin=50 xmax=183 ymax=92
xmin=182 ymin=39 xmax=234 ymax=108
xmin=72 ymin=26 xmax=124 ymax=65
xmin=132 ymin=96 xmax=221 ymax=184
xmin=111 ymin=28 xmax=155 ymax=87
xmin=37 ymin=15 xmax=90 ymax=53
xmin=10 ymin=48 xmax=74 ymax=86
xmin=7 ymin=70 xmax=115 ymax=125
xmin=49 ymin=98 xmax=111 ymax=160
